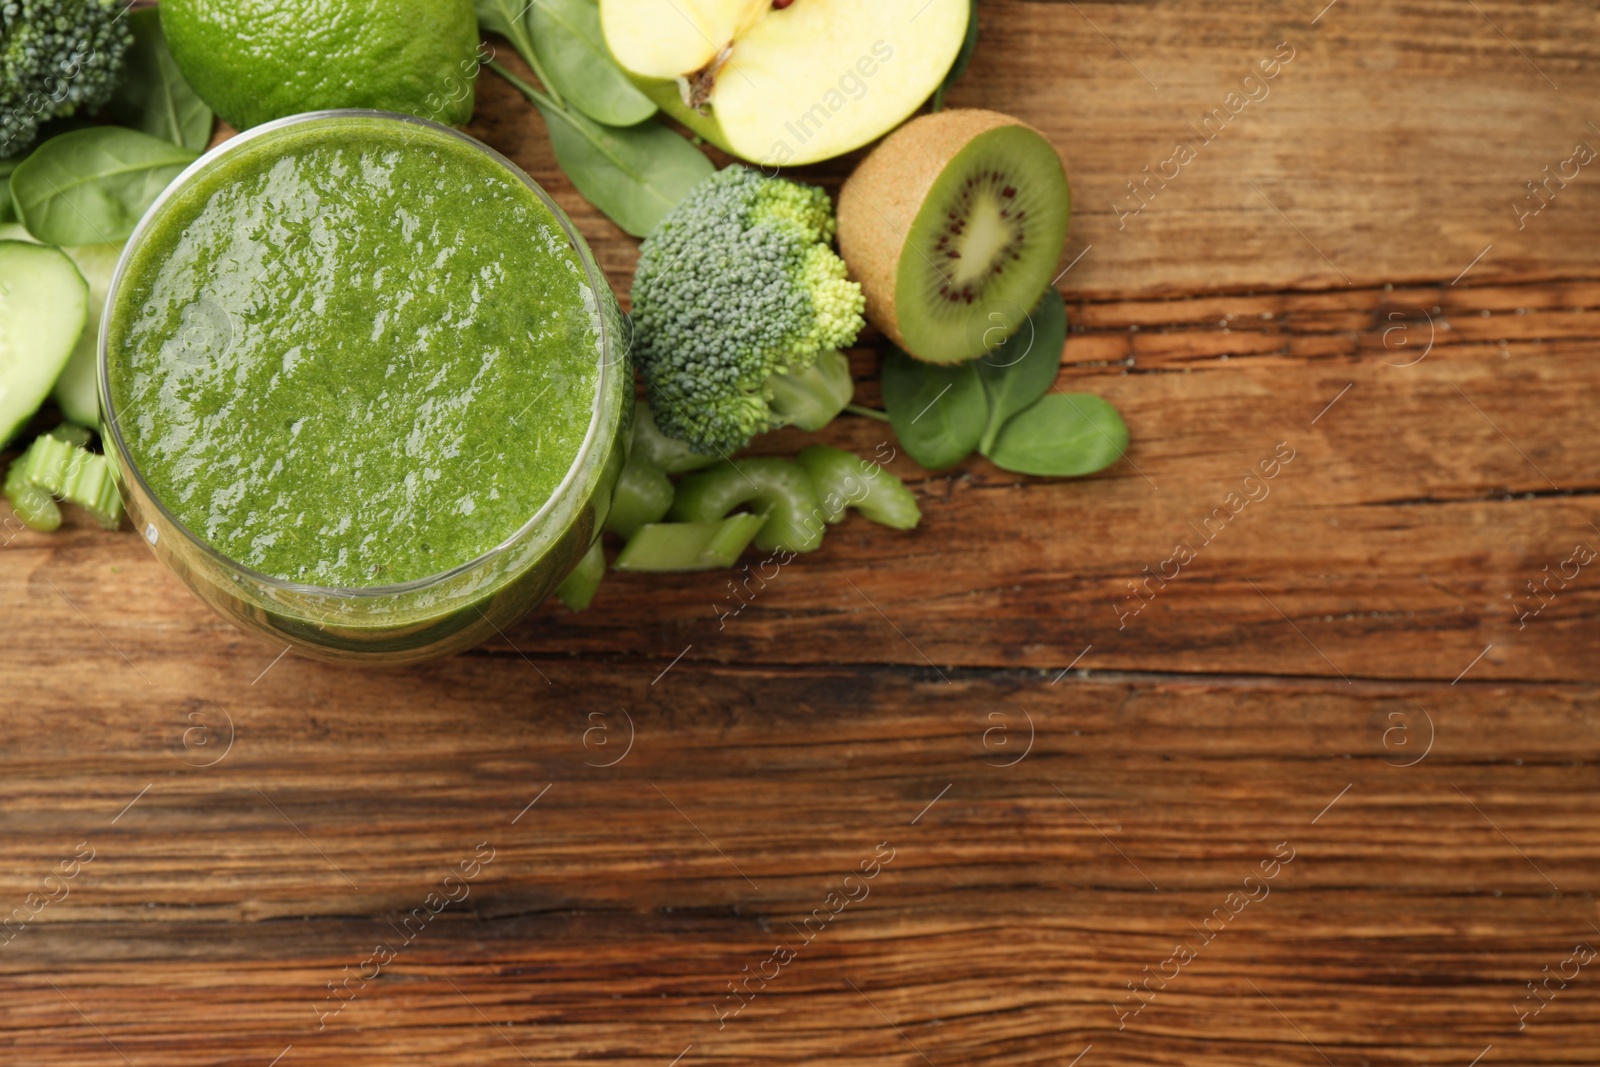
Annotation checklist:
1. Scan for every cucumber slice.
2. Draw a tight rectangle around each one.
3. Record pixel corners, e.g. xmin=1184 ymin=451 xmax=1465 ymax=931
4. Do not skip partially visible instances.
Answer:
xmin=52 ymin=244 xmax=123 ymax=427
xmin=0 ymin=241 xmax=88 ymax=447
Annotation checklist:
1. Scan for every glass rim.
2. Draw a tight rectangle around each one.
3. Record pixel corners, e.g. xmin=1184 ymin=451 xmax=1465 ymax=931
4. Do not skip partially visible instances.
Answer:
xmin=98 ymin=109 xmax=621 ymax=601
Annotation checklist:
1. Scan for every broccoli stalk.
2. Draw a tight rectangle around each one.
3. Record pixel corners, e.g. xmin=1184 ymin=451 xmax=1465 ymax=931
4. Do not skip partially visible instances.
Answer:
xmin=0 ymin=0 xmax=133 ymax=157
xmin=629 ymin=166 xmax=866 ymax=455
xmin=768 ymin=348 xmax=855 ymax=433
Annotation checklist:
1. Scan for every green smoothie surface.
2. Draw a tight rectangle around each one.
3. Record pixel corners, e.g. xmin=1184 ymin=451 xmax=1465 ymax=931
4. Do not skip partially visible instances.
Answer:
xmin=107 ymin=117 xmax=602 ymax=588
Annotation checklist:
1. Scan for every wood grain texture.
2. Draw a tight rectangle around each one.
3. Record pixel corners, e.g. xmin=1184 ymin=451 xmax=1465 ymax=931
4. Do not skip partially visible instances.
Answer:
xmin=2 ymin=661 xmax=1598 ymax=1065
xmin=4 ymin=1 xmax=1600 ymax=1065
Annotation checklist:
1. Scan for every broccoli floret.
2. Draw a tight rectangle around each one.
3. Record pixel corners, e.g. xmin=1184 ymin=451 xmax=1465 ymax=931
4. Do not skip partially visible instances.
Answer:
xmin=630 ymin=166 xmax=866 ymax=455
xmin=0 ymin=0 xmax=132 ymax=157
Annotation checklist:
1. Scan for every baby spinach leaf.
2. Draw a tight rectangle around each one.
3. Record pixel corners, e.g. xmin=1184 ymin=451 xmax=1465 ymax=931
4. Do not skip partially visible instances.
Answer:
xmin=477 ymin=0 xmax=536 ymax=57
xmin=988 ymin=392 xmax=1128 ymax=477
xmin=529 ymin=0 xmax=657 ymax=127
xmin=881 ymin=345 xmax=986 ymax=471
xmin=932 ymin=0 xmax=980 ymax=112
xmin=485 ymin=40 xmax=705 ymax=235
xmin=976 ymin=288 xmax=1066 ymax=455
xmin=537 ymin=100 xmax=711 ymax=236
xmin=477 ymin=0 xmax=563 ymax=107
xmin=11 ymin=127 xmax=198 ymax=246
xmin=490 ymin=61 xmax=711 ymax=237
xmin=110 ymin=9 xmax=213 ymax=151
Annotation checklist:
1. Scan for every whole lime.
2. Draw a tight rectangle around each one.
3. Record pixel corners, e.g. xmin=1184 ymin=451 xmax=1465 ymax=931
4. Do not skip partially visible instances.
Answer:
xmin=160 ymin=0 xmax=481 ymax=131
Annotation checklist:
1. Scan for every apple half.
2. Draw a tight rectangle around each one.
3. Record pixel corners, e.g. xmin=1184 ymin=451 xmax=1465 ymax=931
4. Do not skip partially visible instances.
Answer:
xmin=600 ymin=0 xmax=971 ymax=167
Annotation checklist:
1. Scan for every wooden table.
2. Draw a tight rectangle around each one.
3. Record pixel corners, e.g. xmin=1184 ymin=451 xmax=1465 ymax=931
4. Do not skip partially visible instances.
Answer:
xmin=5 ymin=2 xmax=1599 ymax=1063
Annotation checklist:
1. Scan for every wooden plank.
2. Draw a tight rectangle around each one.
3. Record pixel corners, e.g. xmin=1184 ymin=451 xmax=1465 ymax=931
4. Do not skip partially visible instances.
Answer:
xmin=2 ymin=661 xmax=1597 ymax=1064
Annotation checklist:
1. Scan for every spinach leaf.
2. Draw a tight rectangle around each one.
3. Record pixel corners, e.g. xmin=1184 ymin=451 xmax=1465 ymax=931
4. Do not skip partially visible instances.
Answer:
xmin=537 ymin=99 xmax=711 ymax=236
xmin=932 ymin=0 xmax=980 ymax=112
xmin=881 ymin=345 xmax=986 ymax=470
xmin=976 ymin=288 xmax=1066 ymax=455
xmin=529 ymin=0 xmax=657 ymax=127
xmin=477 ymin=0 xmax=563 ymax=106
xmin=476 ymin=0 xmax=535 ymax=53
xmin=110 ymin=9 xmax=213 ymax=151
xmin=11 ymin=127 xmax=198 ymax=246
xmin=987 ymin=392 xmax=1128 ymax=477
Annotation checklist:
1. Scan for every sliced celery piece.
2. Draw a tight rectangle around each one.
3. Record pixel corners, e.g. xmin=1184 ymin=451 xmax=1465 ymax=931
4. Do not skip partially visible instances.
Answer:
xmin=605 ymin=448 xmax=674 ymax=540
xmin=796 ymin=444 xmax=921 ymax=530
xmin=3 ymin=454 xmax=60 ymax=531
xmin=556 ymin=540 xmax=606 ymax=611
xmin=3 ymin=427 xmax=123 ymax=531
xmin=669 ymin=457 xmax=825 ymax=554
xmin=614 ymin=511 xmax=769 ymax=572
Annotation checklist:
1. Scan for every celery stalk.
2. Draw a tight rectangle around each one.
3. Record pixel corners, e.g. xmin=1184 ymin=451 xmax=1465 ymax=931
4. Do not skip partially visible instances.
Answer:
xmin=614 ymin=511 xmax=769 ymax=572
xmin=3 ymin=427 xmax=123 ymax=531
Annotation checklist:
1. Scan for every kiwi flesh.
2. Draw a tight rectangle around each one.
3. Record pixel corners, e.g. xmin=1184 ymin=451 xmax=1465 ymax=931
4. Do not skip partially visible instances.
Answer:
xmin=838 ymin=109 xmax=1069 ymax=364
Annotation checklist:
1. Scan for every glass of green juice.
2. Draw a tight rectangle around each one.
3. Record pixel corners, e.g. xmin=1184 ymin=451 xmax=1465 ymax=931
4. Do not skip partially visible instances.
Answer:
xmin=99 ymin=111 xmax=630 ymax=664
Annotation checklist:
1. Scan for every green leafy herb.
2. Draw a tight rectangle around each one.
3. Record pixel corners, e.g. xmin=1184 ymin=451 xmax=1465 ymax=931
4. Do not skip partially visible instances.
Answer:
xmin=987 ymin=392 xmax=1128 ymax=477
xmin=10 ymin=127 xmax=197 ymax=246
xmin=110 ymin=10 xmax=213 ymax=152
xmin=491 ymin=61 xmax=712 ymax=237
xmin=529 ymin=0 xmax=657 ymax=127
xmin=475 ymin=0 xmax=563 ymax=107
xmin=880 ymin=345 xmax=986 ymax=470
xmin=976 ymin=288 xmax=1066 ymax=455
xmin=931 ymin=0 xmax=980 ymax=112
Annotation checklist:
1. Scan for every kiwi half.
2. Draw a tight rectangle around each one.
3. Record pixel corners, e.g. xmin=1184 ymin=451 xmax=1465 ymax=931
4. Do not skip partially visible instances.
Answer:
xmin=838 ymin=110 xmax=1069 ymax=364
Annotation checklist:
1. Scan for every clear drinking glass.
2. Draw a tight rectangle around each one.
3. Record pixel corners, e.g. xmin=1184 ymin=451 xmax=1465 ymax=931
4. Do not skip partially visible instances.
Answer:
xmin=98 ymin=111 xmax=630 ymax=665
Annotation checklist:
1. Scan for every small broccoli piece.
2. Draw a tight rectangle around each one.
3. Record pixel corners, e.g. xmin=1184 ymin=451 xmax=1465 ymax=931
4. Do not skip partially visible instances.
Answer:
xmin=0 ymin=0 xmax=133 ymax=157
xmin=630 ymin=166 xmax=865 ymax=455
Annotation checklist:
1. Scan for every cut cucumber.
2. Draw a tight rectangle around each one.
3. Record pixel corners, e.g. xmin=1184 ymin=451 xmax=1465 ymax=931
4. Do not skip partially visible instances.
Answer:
xmin=0 ymin=241 xmax=88 ymax=447
xmin=53 ymin=244 xmax=123 ymax=427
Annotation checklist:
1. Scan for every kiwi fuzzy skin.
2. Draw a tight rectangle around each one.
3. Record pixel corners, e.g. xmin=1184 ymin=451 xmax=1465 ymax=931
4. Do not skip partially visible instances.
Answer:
xmin=838 ymin=109 xmax=1067 ymax=363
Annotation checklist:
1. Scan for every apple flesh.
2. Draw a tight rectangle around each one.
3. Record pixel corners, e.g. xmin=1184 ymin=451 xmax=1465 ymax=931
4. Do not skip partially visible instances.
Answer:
xmin=600 ymin=0 xmax=970 ymax=167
